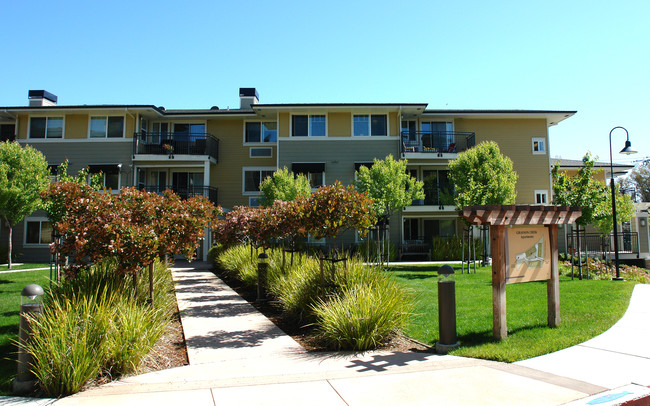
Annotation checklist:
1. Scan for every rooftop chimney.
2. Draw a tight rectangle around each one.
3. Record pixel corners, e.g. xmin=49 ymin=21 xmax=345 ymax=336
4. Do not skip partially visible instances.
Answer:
xmin=28 ymin=90 xmax=58 ymax=106
xmin=239 ymin=88 xmax=259 ymax=109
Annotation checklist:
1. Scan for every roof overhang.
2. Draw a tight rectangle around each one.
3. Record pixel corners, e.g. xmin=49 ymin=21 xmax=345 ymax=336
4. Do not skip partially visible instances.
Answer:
xmin=422 ymin=109 xmax=576 ymax=127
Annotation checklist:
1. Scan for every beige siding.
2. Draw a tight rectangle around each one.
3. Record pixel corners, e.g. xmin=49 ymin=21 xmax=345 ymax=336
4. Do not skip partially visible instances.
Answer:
xmin=208 ymin=119 xmax=276 ymax=208
xmin=455 ymin=118 xmax=550 ymax=204
xmin=279 ymin=112 xmax=290 ymax=137
xmin=328 ymin=112 xmax=351 ymax=137
xmin=65 ymin=114 xmax=88 ymax=139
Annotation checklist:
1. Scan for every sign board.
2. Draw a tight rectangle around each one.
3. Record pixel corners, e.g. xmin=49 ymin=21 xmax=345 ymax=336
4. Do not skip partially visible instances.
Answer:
xmin=506 ymin=226 xmax=551 ymax=284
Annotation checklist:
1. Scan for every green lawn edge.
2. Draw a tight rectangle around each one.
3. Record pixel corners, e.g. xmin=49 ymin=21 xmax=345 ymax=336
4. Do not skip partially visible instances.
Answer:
xmin=389 ymin=264 xmax=636 ymax=363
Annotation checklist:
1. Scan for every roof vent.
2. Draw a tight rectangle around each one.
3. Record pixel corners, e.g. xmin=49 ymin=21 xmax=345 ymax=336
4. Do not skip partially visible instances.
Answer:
xmin=28 ymin=90 xmax=57 ymax=106
xmin=239 ymin=88 xmax=259 ymax=109
xmin=210 ymin=106 xmax=219 ymax=110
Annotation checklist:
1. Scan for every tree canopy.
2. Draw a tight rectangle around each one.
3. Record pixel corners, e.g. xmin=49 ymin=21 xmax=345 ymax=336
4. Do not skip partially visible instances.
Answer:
xmin=0 ymin=141 xmax=50 ymax=268
xmin=258 ymin=167 xmax=311 ymax=207
xmin=551 ymin=153 xmax=634 ymax=234
xmin=448 ymin=141 xmax=518 ymax=209
xmin=627 ymin=162 xmax=650 ymax=202
xmin=353 ymin=154 xmax=424 ymax=218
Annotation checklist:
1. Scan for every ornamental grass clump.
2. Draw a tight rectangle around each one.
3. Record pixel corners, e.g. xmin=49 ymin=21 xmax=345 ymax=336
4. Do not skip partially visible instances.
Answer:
xmin=22 ymin=259 xmax=175 ymax=397
xmin=312 ymin=264 xmax=412 ymax=351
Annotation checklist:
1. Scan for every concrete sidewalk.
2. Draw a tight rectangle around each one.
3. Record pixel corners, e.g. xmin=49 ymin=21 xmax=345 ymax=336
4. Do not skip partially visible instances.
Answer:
xmin=9 ymin=262 xmax=650 ymax=405
xmin=517 ymin=284 xmax=650 ymax=389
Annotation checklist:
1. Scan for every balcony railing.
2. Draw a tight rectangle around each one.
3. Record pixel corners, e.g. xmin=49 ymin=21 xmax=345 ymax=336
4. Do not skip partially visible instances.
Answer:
xmin=140 ymin=185 xmax=218 ymax=205
xmin=401 ymin=131 xmax=475 ymax=154
xmin=567 ymin=232 xmax=639 ymax=257
xmin=133 ymin=132 xmax=219 ymax=161
xmin=411 ymin=182 xmax=455 ymax=207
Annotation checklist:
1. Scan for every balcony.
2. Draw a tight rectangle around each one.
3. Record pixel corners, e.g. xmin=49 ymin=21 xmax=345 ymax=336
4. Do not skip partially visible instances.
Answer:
xmin=410 ymin=182 xmax=455 ymax=208
xmin=140 ymin=185 xmax=218 ymax=205
xmin=133 ymin=132 xmax=219 ymax=161
xmin=401 ymin=131 xmax=475 ymax=155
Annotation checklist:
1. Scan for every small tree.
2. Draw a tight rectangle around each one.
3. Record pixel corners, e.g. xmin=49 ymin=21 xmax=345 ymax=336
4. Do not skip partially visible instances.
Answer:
xmin=354 ymin=155 xmax=423 ymax=262
xmin=627 ymin=162 xmax=650 ymax=202
xmin=258 ymin=167 xmax=311 ymax=207
xmin=552 ymin=153 xmax=635 ymax=277
xmin=449 ymin=141 xmax=518 ymax=266
xmin=448 ymin=141 xmax=518 ymax=208
xmin=0 ymin=142 xmax=50 ymax=269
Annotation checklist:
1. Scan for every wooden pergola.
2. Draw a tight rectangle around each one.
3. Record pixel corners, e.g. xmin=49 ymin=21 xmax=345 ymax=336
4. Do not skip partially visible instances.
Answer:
xmin=461 ymin=205 xmax=582 ymax=340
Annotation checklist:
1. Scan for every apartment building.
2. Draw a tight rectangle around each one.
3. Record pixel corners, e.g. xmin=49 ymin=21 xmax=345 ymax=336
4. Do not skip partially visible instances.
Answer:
xmin=0 ymin=89 xmax=575 ymax=262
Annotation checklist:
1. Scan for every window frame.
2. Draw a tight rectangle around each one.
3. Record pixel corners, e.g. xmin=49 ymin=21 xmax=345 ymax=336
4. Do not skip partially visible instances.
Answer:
xmin=89 ymin=116 xmax=125 ymax=139
xmin=24 ymin=217 xmax=53 ymax=246
xmin=532 ymin=137 xmax=546 ymax=155
xmin=352 ymin=114 xmax=388 ymax=137
xmin=249 ymin=147 xmax=273 ymax=158
xmin=534 ymin=189 xmax=549 ymax=205
xmin=242 ymin=167 xmax=277 ymax=195
xmin=290 ymin=114 xmax=327 ymax=137
xmin=244 ymin=120 xmax=278 ymax=144
xmin=28 ymin=116 xmax=64 ymax=139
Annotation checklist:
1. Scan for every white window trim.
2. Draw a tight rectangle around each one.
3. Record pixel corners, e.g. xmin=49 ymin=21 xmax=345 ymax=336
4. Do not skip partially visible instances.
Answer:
xmin=532 ymin=137 xmax=546 ymax=155
xmin=290 ymin=113 xmax=328 ymax=137
xmin=534 ymin=189 xmax=549 ymax=205
xmin=249 ymin=147 xmax=273 ymax=158
xmin=242 ymin=166 xmax=277 ymax=195
xmin=24 ymin=217 xmax=52 ymax=246
xmin=28 ymin=116 xmax=65 ymax=139
xmin=88 ymin=115 xmax=126 ymax=139
xmin=243 ymin=120 xmax=279 ymax=145
xmin=352 ymin=114 xmax=389 ymax=137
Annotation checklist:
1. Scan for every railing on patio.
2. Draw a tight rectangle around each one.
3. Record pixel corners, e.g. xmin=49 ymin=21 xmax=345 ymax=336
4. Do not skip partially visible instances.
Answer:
xmin=410 ymin=182 xmax=455 ymax=207
xmin=567 ymin=232 xmax=639 ymax=258
xmin=401 ymin=131 xmax=475 ymax=154
xmin=133 ymin=132 xmax=219 ymax=161
xmin=140 ymin=185 xmax=218 ymax=205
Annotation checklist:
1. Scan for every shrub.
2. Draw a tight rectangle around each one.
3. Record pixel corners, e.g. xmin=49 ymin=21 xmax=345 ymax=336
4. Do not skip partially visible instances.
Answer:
xmin=23 ymin=259 xmax=174 ymax=396
xmin=560 ymin=258 xmax=650 ymax=284
xmin=312 ymin=265 xmax=412 ymax=351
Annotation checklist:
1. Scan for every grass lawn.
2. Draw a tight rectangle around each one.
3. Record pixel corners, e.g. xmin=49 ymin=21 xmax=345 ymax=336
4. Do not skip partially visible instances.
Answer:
xmin=389 ymin=263 xmax=636 ymax=363
xmin=0 ymin=269 xmax=51 ymax=395
xmin=0 ymin=264 xmax=50 ymax=272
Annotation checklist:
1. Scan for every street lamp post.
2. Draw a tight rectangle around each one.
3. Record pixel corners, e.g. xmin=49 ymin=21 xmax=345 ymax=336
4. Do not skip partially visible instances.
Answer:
xmin=609 ymin=126 xmax=637 ymax=281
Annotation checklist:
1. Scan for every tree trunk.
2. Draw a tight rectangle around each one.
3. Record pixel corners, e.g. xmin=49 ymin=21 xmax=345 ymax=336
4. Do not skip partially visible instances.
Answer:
xmin=7 ymin=221 xmax=13 ymax=270
xmin=576 ymin=226 xmax=583 ymax=280
xmin=149 ymin=263 xmax=154 ymax=305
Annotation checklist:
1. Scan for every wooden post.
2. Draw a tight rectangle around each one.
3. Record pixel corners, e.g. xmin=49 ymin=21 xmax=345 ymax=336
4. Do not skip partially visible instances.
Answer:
xmin=491 ymin=225 xmax=507 ymax=340
xmin=547 ymin=224 xmax=560 ymax=327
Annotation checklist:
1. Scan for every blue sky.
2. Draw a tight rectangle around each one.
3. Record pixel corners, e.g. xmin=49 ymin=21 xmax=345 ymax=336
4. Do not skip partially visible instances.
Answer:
xmin=3 ymin=1 xmax=648 ymax=164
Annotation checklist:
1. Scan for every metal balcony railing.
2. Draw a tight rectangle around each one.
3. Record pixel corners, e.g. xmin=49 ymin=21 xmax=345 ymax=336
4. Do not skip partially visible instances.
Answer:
xmin=567 ymin=232 xmax=639 ymax=257
xmin=401 ymin=131 xmax=475 ymax=154
xmin=140 ymin=185 xmax=218 ymax=205
xmin=410 ymin=182 xmax=455 ymax=207
xmin=133 ymin=132 xmax=219 ymax=161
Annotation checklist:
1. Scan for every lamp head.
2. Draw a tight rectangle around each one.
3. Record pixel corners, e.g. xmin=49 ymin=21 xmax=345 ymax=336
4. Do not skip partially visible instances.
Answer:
xmin=21 ymin=284 xmax=44 ymax=301
xmin=620 ymin=140 xmax=637 ymax=155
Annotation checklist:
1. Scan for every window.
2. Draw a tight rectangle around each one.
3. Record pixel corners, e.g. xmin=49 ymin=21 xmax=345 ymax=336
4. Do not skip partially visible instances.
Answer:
xmin=535 ymin=190 xmax=549 ymax=204
xmin=292 ymin=163 xmax=325 ymax=189
xmin=292 ymin=115 xmax=326 ymax=137
xmin=88 ymin=164 xmax=121 ymax=190
xmin=1 ymin=124 xmax=15 ymax=142
xmin=245 ymin=122 xmax=277 ymax=143
xmin=25 ymin=219 xmax=52 ymax=245
xmin=90 ymin=116 xmax=124 ymax=138
xmin=353 ymin=114 xmax=387 ymax=136
xmin=248 ymin=196 xmax=261 ymax=207
xmin=532 ymin=138 xmax=546 ymax=154
xmin=243 ymin=168 xmax=276 ymax=193
xmin=250 ymin=147 xmax=273 ymax=158
xmin=29 ymin=117 xmax=63 ymax=138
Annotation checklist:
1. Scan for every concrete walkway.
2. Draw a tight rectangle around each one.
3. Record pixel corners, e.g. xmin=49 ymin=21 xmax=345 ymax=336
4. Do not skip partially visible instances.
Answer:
xmin=7 ymin=262 xmax=650 ymax=405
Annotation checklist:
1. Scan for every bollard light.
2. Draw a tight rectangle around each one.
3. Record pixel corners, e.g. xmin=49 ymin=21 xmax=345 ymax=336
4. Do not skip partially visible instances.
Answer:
xmin=256 ymin=253 xmax=269 ymax=303
xmin=436 ymin=265 xmax=459 ymax=354
xmin=13 ymin=284 xmax=44 ymax=394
